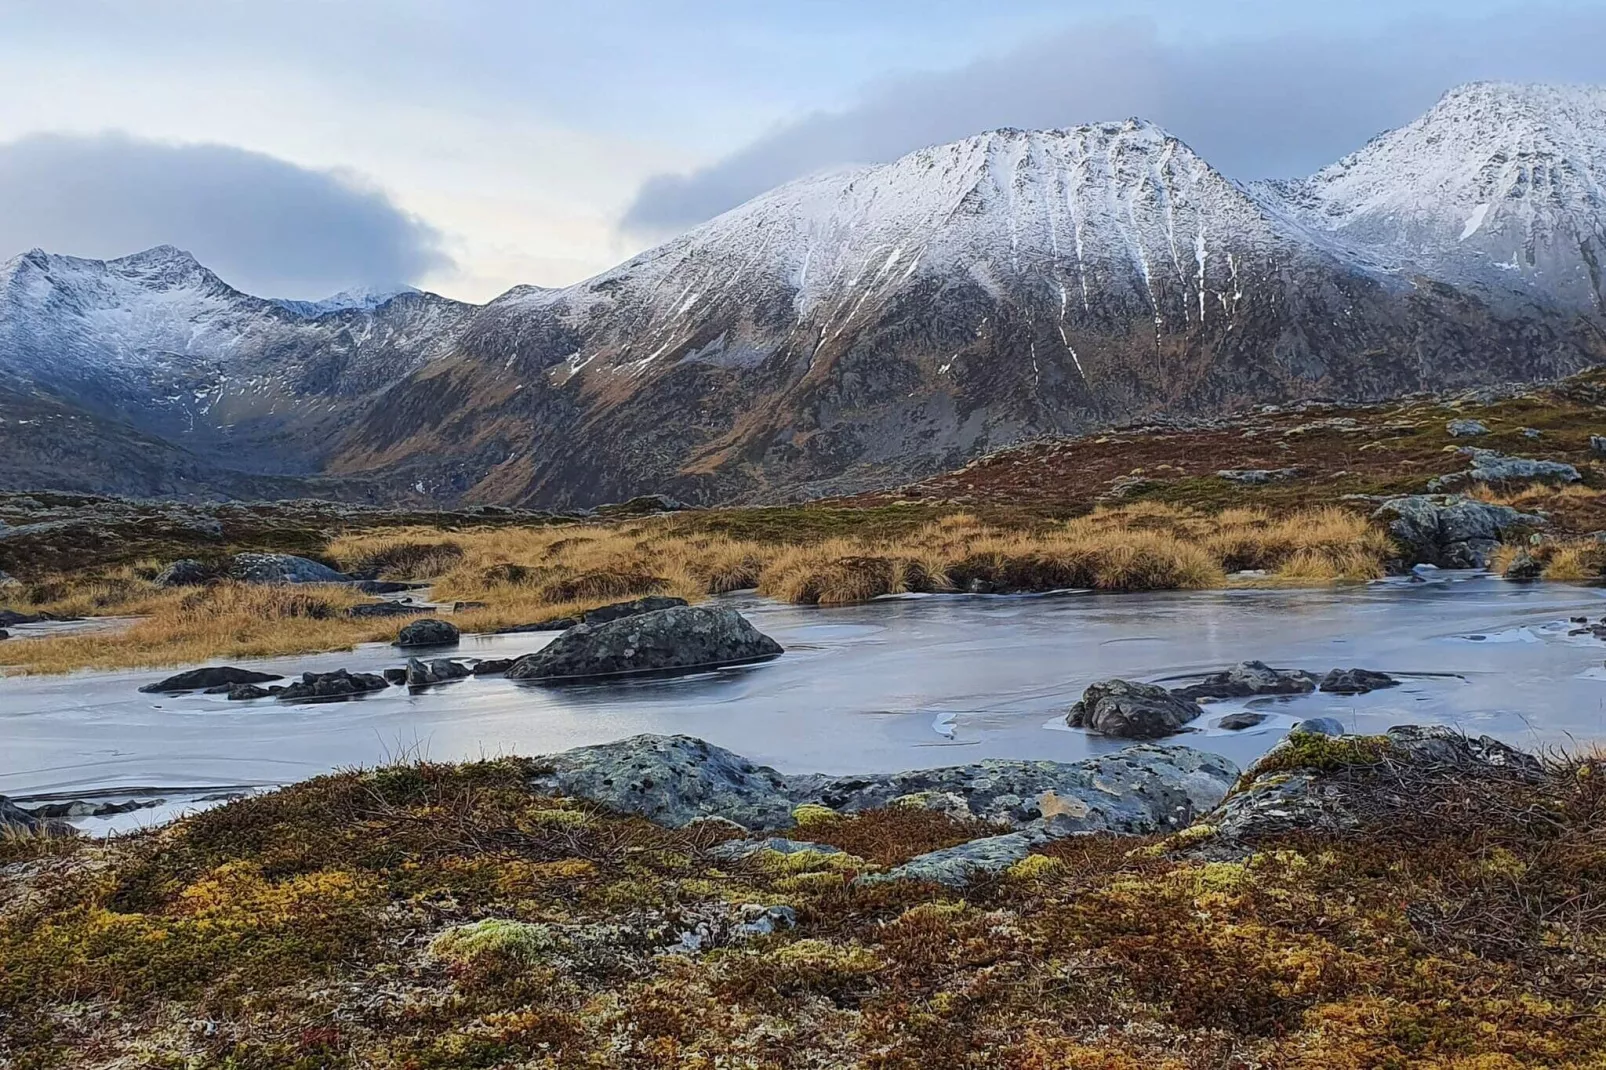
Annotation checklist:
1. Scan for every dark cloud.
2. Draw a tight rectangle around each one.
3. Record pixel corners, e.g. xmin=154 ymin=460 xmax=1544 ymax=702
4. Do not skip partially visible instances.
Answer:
xmin=622 ymin=8 xmax=1606 ymax=236
xmin=0 ymin=133 xmax=450 ymax=298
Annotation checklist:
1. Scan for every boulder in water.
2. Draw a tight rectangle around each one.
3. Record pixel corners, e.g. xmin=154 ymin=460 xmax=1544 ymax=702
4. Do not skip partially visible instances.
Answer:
xmin=1067 ymin=679 xmax=1203 ymax=739
xmin=395 ymin=618 xmax=460 ymax=648
xmin=506 ymin=605 xmax=782 ymax=681
xmin=405 ymin=657 xmax=472 ymax=688
xmin=226 ymin=683 xmax=273 ymax=700
xmin=1218 ymin=711 xmax=1270 ymax=730
xmin=0 ymin=795 xmax=73 ymax=837
xmin=139 ymin=666 xmax=284 ymax=693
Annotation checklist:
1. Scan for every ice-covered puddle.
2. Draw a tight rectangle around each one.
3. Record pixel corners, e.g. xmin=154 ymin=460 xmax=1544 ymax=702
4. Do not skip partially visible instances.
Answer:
xmin=7 ymin=574 xmax=1606 ymax=832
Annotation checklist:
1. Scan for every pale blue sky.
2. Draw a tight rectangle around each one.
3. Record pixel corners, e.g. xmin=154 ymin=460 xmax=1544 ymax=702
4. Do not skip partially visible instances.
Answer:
xmin=1 ymin=1 xmax=1603 ymax=299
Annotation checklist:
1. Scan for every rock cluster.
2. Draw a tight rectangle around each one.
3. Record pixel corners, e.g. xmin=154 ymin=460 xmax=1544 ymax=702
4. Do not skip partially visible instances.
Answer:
xmin=276 ymin=669 xmax=389 ymax=702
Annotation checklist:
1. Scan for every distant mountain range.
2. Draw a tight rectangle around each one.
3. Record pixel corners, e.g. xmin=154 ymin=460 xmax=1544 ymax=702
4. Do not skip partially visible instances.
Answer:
xmin=3 ymin=81 xmax=1605 ymax=505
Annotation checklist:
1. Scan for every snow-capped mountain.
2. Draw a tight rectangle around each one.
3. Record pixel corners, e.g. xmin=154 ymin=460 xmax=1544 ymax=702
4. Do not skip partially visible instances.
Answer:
xmin=1264 ymin=82 xmax=1606 ymax=310
xmin=0 ymin=246 xmax=474 ymax=480
xmin=273 ymin=284 xmax=423 ymax=317
xmin=5 ymin=85 xmax=1606 ymax=505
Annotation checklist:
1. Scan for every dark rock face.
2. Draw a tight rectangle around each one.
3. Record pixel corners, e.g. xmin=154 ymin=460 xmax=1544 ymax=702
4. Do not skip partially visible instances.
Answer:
xmin=405 ymin=657 xmax=472 ymax=688
xmin=525 ymin=733 xmax=1238 ymax=834
xmin=139 ymin=666 xmax=284 ymax=693
xmin=1210 ymin=725 xmax=1544 ymax=846
xmin=352 ymin=580 xmax=427 ymax=595
xmin=0 ymin=609 xmax=48 ymax=627
xmin=347 ymin=600 xmax=430 ymax=619
xmin=383 ymin=667 xmax=409 ymax=686
xmin=1067 ymin=679 xmax=1203 ymax=738
xmin=226 ymin=683 xmax=272 ymax=700
xmin=1318 ymin=668 xmax=1400 ymax=695
xmin=581 ymin=595 xmax=690 ymax=626
xmin=0 ymin=629 xmax=8 ymax=641
xmin=1172 ymin=661 xmax=1319 ymax=701
xmin=471 ymin=658 xmax=513 ymax=676
xmin=0 ymin=795 xmax=74 ymax=837
xmin=506 ymin=606 xmax=783 ymax=681
xmin=495 ymin=618 xmax=578 ymax=634
xmin=1218 ymin=711 xmax=1270 ymax=730
xmin=276 ymin=669 xmax=389 ymax=702
xmin=395 ymin=618 xmax=460 ymax=648
xmin=1373 ymin=495 xmax=1540 ymax=569
xmin=153 ymin=558 xmax=213 ymax=587
xmin=227 ymin=553 xmax=350 ymax=585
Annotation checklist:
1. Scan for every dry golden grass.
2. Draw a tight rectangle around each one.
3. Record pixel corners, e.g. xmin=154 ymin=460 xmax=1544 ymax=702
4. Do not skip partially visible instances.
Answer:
xmin=0 ymin=503 xmax=1394 ymax=674
xmin=1490 ymin=539 xmax=1605 ymax=582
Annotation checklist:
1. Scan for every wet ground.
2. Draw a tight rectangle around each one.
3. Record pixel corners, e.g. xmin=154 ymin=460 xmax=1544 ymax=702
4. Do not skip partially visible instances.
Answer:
xmin=7 ymin=573 xmax=1606 ymax=832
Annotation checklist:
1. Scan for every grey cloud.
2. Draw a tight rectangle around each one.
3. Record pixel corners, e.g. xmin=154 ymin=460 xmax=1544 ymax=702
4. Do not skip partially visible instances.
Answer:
xmin=622 ymin=8 xmax=1606 ymax=236
xmin=0 ymin=133 xmax=450 ymax=298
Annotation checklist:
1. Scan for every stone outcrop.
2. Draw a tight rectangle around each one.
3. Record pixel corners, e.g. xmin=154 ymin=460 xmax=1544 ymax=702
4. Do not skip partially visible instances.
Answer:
xmin=153 ymin=558 xmax=212 ymax=587
xmin=507 ymin=606 xmax=782 ymax=682
xmin=1319 ymin=668 xmax=1400 ymax=694
xmin=1172 ymin=661 xmax=1319 ymax=701
xmin=526 ymin=733 xmax=1238 ymax=836
xmin=405 ymin=657 xmax=472 ymax=688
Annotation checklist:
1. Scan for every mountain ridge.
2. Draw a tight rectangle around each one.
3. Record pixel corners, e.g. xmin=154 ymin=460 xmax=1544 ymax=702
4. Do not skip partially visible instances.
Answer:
xmin=5 ymin=82 xmax=1606 ymax=505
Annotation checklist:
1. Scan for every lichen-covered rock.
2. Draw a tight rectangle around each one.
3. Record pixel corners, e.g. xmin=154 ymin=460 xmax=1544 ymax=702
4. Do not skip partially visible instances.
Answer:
xmin=471 ymin=658 xmax=513 ymax=676
xmin=1292 ymin=716 xmax=1346 ymax=737
xmin=1373 ymin=494 xmax=1541 ymax=569
xmin=276 ymin=669 xmax=389 ymax=703
xmin=139 ymin=666 xmax=283 ymax=693
xmin=527 ymin=733 xmax=1238 ymax=834
xmin=506 ymin=606 xmax=782 ymax=681
xmin=1216 ymin=467 xmax=1300 ymax=484
xmin=1209 ymin=725 xmax=1544 ymax=847
xmin=1446 ymin=419 xmax=1489 ymax=437
xmin=1173 ymin=661 xmax=1319 ymax=701
xmin=395 ymin=618 xmax=459 ymax=648
xmin=226 ymin=683 xmax=272 ymax=700
xmin=347 ymin=600 xmax=430 ymax=619
xmin=226 ymin=553 xmax=350 ymax=585
xmin=1503 ymin=551 xmax=1544 ymax=581
xmin=1067 ymin=678 xmax=1203 ymax=738
xmin=153 ymin=558 xmax=212 ymax=587
xmin=1318 ymin=668 xmax=1399 ymax=694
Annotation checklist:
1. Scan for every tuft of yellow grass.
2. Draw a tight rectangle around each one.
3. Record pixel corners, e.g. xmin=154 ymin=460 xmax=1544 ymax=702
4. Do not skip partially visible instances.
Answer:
xmin=1 ymin=502 xmax=1397 ymax=674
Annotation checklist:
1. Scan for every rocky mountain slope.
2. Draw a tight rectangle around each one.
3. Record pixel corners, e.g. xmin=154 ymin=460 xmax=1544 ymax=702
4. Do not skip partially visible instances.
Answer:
xmin=6 ymin=83 xmax=1606 ymax=505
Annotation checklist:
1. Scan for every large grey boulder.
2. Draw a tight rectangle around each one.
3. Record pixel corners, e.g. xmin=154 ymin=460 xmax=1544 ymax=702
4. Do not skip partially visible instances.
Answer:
xmin=139 ymin=666 xmax=283 ymax=693
xmin=526 ymin=733 xmax=1238 ymax=834
xmin=1373 ymin=494 xmax=1540 ymax=569
xmin=227 ymin=553 xmax=350 ymax=585
xmin=1446 ymin=419 xmax=1489 ymax=437
xmin=404 ymin=657 xmax=472 ymax=688
xmin=1172 ymin=661 xmax=1318 ymax=701
xmin=1067 ymin=679 xmax=1203 ymax=738
xmin=507 ymin=605 xmax=782 ymax=681
xmin=395 ymin=618 xmax=460 ymax=648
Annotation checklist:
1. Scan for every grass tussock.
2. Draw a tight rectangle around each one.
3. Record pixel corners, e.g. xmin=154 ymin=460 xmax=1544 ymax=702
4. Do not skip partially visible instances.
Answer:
xmin=2 ymin=503 xmax=1393 ymax=673
xmin=4 ymin=748 xmax=1606 ymax=1067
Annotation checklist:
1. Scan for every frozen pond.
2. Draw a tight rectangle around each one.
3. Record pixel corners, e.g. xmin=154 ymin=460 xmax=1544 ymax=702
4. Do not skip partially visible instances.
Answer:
xmin=7 ymin=573 xmax=1606 ymax=830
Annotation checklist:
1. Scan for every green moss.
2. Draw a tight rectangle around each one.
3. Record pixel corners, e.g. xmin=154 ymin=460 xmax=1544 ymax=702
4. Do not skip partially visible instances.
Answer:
xmin=430 ymin=918 xmax=556 ymax=966
xmin=1253 ymin=732 xmax=1395 ymax=778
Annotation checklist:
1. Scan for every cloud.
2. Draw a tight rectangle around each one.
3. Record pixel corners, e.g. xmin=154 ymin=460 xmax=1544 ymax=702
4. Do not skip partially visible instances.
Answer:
xmin=621 ymin=8 xmax=1606 ymax=236
xmin=0 ymin=132 xmax=451 ymax=298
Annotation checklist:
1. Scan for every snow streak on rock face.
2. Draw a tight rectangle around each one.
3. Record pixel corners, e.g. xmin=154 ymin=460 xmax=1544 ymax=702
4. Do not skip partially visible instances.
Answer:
xmin=1264 ymin=82 xmax=1606 ymax=310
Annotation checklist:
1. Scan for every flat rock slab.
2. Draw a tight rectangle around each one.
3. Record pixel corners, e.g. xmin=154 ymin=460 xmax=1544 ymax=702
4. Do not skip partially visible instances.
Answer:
xmin=227 ymin=553 xmax=350 ymax=585
xmin=507 ymin=606 xmax=782 ymax=682
xmin=527 ymin=733 xmax=1238 ymax=834
xmin=139 ymin=666 xmax=284 ymax=694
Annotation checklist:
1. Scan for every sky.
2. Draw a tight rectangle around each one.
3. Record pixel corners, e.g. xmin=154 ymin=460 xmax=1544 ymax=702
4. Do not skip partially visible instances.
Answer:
xmin=2 ymin=0 xmax=1604 ymax=302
